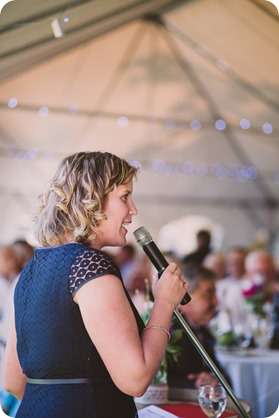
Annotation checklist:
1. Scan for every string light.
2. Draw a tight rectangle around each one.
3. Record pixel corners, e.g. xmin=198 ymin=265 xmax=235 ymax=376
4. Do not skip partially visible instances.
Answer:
xmin=68 ymin=105 xmax=79 ymax=114
xmin=117 ymin=116 xmax=129 ymax=127
xmin=5 ymin=99 xmax=276 ymax=137
xmin=127 ymin=157 xmax=267 ymax=184
xmin=262 ymin=123 xmax=273 ymax=134
xmin=196 ymin=163 xmax=208 ymax=176
xmin=8 ymin=98 xmax=18 ymax=108
xmin=240 ymin=118 xmax=251 ymax=129
xmin=3 ymin=97 xmax=277 ymax=183
xmin=164 ymin=119 xmax=176 ymax=130
xmin=38 ymin=106 xmax=49 ymax=116
xmin=215 ymin=119 xmax=227 ymax=131
xmin=190 ymin=120 xmax=202 ymax=131
xmin=7 ymin=148 xmax=55 ymax=161
xmin=4 ymin=148 xmax=278 ymax=185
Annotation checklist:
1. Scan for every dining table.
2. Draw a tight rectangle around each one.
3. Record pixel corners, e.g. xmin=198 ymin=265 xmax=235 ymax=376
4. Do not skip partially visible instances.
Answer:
xmin=136 ymin=387 xmax=252 ymax=418
xmin=216 ymin=348 xmax=279 ymax=418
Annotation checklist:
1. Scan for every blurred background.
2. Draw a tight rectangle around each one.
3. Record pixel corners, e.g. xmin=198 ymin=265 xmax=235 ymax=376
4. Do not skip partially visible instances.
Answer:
xmin=0 ymin=0 xmax=279 ymax=261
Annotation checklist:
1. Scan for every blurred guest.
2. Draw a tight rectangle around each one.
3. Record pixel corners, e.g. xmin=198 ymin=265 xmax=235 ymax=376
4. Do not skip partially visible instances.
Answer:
xmin=226 ymin=246 xmax=247 ymax=281
xmin=114 ymin=244 xmax=138 ymax=289
xmin=0 ymin=244 xmax=20 ymax=346
xmin=12 ymin=240 xmax=34 ymax=273
xmin=0 ymin=244 xmax=23 ymax=416
xmin=0 ymin=245 xmax=19 ymax=326
xmin=203 ymin=252 xmax=227 ymax=280
xmin=0 ymin=241 xmax=34 ymax=413
xmin=127 ymin=254 xmax=152 ymax=295
xmin=216 ymin=247 xmax=248 ymax=326
xmin=182 ymin=230 xmax=211 ymax=266
xmin=244 ymin=249 xmax=277 ymax=286
xmin=114 ymin=243 xmax=152 ymax=296
xmin=167 ymin=264 xmax=231 ymax=389
xmin=0 ymin=240 xmax=34 ymax=345
xmin=243 ymin=249 xmax=279 ymax=305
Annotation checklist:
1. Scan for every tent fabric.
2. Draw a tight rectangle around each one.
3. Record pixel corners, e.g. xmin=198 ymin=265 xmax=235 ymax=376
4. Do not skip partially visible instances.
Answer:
xmin=0 ymin=0 xmax=278 ymax=257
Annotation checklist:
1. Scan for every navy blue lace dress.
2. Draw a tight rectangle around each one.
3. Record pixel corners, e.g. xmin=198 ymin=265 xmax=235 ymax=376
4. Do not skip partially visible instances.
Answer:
xmin=14 ymin=243 xmax=145 ymax=418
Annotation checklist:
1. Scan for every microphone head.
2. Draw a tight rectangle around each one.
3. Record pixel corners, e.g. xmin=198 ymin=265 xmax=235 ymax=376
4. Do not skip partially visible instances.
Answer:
xmin=133 ymin=226 xmax=153 ymax=247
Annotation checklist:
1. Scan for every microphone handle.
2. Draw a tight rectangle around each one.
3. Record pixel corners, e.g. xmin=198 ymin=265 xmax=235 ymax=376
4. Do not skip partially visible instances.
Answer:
xmin=142 ymin=241 xmax=191 ymax=305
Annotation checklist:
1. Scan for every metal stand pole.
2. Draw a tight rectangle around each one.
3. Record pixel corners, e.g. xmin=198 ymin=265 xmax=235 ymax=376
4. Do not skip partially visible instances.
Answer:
xmin=133 ymin=227 xmax=250 ymax=417
xmin=173 ymin=308 xmax=250 ymax=418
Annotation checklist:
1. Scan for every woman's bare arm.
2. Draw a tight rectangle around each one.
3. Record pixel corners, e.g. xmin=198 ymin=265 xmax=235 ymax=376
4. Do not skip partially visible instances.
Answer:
xmin=75 ymin=262 xmax=187 ymax=397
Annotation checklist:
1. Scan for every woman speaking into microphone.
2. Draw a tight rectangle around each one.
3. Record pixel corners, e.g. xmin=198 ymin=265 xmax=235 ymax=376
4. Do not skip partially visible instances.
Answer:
xmin=3 ymin=151 xmax=188 ymax=418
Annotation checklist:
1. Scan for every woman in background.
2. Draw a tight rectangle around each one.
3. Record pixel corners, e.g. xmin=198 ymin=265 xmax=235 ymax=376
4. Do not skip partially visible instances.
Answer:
xmin=3 ymin=151 xmax=188 ymax=418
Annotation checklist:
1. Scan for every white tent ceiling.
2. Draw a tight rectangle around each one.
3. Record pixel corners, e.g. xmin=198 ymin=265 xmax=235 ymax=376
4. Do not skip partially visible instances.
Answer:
xmin=0 ymin=0 xmax=279 ymax=255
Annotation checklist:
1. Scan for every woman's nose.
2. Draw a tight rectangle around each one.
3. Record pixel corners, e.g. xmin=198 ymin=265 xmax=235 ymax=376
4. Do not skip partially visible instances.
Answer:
xmin=129 ymin=200 xmax=138 ymax=216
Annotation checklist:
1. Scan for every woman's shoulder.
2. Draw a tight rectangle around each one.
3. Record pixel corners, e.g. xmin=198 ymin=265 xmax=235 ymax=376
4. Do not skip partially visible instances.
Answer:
xmin=68 ymin=245 xmax=122 ymax=296
xmin=71 ymin=245 xmax=117 ymax=267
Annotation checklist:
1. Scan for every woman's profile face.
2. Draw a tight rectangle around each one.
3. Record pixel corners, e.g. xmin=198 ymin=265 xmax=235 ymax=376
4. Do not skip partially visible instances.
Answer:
xmin=94 ymin=179 xmax=138 ymax=249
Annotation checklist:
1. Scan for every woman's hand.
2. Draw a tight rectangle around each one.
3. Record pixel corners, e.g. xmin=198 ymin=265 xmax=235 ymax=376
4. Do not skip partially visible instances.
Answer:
xmin=77 ymin=264 xmax=188 ymax=397
xmin=152 ymin=262 xmax=189 ymax=310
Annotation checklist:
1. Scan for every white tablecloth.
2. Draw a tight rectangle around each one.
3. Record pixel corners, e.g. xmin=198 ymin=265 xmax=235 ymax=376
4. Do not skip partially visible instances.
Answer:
xmin=216 ymin=349 xmax=279 ymax=418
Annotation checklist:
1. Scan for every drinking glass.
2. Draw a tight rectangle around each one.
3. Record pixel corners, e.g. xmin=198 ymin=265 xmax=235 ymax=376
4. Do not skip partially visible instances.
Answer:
xmin=252 ymin=316 xmax=273 ymax=350
xmin=233 ymin=322 xmax=252 ymax=349
xmin=198 ymin=384 xmax=227 ymax=418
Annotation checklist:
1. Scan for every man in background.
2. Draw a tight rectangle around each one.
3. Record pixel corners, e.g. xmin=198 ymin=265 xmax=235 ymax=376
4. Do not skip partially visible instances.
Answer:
xmin=167 ymin=264 xmax=231 ymax=389
xmin=182 ymin=230 xmax=211 ymax=266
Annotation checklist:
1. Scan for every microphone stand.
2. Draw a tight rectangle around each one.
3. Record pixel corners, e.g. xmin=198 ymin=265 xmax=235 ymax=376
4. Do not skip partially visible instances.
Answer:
xmin=133 ymin=227 xmax=249 ymax=417
xmin=172 ymin=308 xmax=250 ymax=418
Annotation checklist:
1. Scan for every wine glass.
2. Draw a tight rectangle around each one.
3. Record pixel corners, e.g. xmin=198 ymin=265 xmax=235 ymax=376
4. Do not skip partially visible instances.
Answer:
xmin=198 ymin=384 xmax=227 ymax=418
xmin=251 ymin=316 xmax=273 ymax=350
xmin=233 ymin=322 xmax=253 ymax=350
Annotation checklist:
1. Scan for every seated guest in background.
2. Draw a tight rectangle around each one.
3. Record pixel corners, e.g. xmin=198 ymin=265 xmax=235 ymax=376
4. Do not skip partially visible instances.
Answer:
xmin=225 ymin=246 xmax=247 ymax=282
xmin=244 ymin=249 xmax=278 ymax=298
xmin=0 ymin=240 xmax=35 ymax=345
xmin=113 ymin=244 xmax=138 ymax=289
xmin=0 ymin=244 xmax=22 ymax=416
xmin=12 ymin=240 xmax=35 ymax=273
xmin=0 ymin=240 xmax=34 ymax=417
xmin=0 ymin=245 xmax=20 ymax=337
xmin=182 ymin=230 xmax=211 ymax=266
xmin=126 ymin=254 xmax=152 ymax=295
xmin=114 ymin=244 xmax=152 ymax=296
xmin=216 ymin=246 xmax=248 ymax=326
xmin=203 ymin=252 xmax=227 ymax=280
xmin=167 ymin=264 xmax=231 ymax=389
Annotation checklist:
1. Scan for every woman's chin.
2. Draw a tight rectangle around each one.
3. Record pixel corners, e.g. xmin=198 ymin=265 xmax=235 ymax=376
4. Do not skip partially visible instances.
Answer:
xmin=119 ymin=236 xmax=127 ymax=247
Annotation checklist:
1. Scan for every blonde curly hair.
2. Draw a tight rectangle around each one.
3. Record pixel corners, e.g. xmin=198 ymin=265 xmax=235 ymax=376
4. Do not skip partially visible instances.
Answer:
xmin=34 ymin=151 xmax=138 ymax=247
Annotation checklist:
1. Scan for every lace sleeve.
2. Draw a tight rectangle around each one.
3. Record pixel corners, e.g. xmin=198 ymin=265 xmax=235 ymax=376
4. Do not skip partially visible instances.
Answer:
xmin=68 ymin=248 xmax=121 ymax=297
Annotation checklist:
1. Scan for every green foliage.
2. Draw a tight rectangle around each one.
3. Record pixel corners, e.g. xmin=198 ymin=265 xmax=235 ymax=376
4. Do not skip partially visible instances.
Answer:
xmin=244 ymin=293 xmax=266 ymax=317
